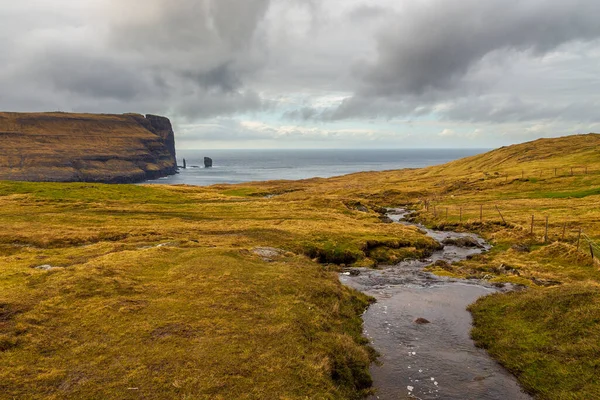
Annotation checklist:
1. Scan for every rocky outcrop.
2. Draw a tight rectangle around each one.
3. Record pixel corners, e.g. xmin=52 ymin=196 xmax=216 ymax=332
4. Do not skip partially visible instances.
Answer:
xmin=0 ymin=112 xmax=178 ymax=183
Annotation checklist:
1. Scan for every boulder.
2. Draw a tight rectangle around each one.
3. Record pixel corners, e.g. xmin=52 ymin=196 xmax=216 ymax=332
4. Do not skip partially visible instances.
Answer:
xmin=204 ymin=157 xmax=213 ymax=168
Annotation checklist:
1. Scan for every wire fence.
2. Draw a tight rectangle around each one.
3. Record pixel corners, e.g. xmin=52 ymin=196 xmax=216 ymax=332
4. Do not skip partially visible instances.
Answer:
xmin=582 ymin=233 xmax=600 ymax=263
xmin=485 ymin=165 xmax=593 ymax=181
xmin=420 ymin=201 xmax=600 ymax=265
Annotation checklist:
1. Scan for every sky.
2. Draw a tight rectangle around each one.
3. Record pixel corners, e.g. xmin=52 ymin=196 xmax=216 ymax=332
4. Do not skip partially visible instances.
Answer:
xmin=1 ymin=0 xmax=600 ymax=149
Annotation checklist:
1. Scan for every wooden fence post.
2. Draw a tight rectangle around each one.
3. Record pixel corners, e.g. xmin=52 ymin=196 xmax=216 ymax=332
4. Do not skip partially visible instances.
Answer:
xmin=554 ymin=168 xmax=557 ymax=177
xmin=495 ymin=205 xmax=506 ymax=224
xmin=545 ymin=216 xmax=549 ymax=243
xmin=460 ymin=207 xmax=463 ymax=223
xmin=480 ymin=205 xmax=483 ymax=223
xmin=571 ymin=167 xmax=574 ymax=176
xmin=446 ymin=208 xmax=448 ymax=220
xmin=590 ymin=243 xmax=595 ymax=260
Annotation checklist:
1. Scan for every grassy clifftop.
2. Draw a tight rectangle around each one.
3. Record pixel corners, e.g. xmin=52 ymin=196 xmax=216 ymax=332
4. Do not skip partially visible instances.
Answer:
xmin=0 ymin=112 xmax=177 ymax=183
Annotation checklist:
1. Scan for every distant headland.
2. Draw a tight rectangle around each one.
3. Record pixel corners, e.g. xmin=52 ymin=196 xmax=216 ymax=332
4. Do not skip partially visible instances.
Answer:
xmin=0 ymin=112 xmax=177 ymax=184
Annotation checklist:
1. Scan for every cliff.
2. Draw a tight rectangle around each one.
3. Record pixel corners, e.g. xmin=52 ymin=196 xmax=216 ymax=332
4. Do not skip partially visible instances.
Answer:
xmin=0 ymin=112 xmax=178 ymax=183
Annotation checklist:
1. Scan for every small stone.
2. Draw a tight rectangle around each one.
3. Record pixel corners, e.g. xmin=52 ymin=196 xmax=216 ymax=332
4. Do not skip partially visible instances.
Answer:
xmin=34 ymin=265 xmax=53 ymax=271
xmin=415 ymin=318 xmax=431 ymax=325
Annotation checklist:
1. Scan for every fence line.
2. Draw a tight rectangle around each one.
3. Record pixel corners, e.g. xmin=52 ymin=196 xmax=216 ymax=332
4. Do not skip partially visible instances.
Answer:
xmin=419 ymin=201 xmax=600 ymax=264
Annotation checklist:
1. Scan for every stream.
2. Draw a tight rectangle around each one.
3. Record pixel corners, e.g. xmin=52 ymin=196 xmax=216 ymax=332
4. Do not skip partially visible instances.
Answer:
xmin=340 ymin=209 xmax=531 ymax=400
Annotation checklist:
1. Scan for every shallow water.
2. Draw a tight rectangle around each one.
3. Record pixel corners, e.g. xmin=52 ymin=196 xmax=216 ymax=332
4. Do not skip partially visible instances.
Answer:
xmin=340 ymin=209 xmax=531 ymax=400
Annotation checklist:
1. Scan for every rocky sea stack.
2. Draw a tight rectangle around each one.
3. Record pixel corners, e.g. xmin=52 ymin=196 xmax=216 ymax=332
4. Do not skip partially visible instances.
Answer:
xmin=0 ymin=112 xmax=178 ymax=183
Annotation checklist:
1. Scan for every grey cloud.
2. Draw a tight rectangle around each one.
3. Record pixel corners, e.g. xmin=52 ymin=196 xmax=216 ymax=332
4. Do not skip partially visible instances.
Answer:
xmin=282 ymin=107 xmax=319 ymax=121
xmin=443 ymin=96 xmax=600 ymax=124
xmin=182 ymin=63 xmax=242 ymax=93
xmin=360 ymin=0 xmax=600 ymax=96
xmin=30 ymin=50 xmax=149 ymax=100
xmin=347 ymin=5 xmax=389 ymax=22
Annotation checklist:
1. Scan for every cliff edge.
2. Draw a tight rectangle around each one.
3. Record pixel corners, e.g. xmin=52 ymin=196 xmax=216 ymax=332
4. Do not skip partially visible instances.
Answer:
xmin=0 ymin=112 xmax=178 ymax=183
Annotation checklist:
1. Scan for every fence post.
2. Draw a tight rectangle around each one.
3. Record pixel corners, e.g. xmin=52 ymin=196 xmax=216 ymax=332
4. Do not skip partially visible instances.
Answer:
xmin=590 ymin=243 xmax=595 ymax=260
xmin=446 ymin=208 xmax=448 ymax=220
xmin=585 ymin=166 xmax=588 ymax=175
xmin=480 ymin=205 xmax=483 ymax=223
xmin=460 ymin=207 xmax=463 ymax=223
xmin=554 ymin=168 xmax=557 ymax=177
xmin=495 ymin=205 xmax=506 ymax=224
xmin=544 ymin=216 xmax=549 ymax=243
xmin=531 ymin=215 xmax=535 ymax=235
xmin=577 ymin=228 xmax=582 ymax=250
xmin=571 ymin=167 xmax=574 ymax=176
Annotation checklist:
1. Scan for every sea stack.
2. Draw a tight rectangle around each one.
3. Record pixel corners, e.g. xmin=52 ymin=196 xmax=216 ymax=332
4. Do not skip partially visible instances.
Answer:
xmin=204 ymin=157 xmax=213 ymax=168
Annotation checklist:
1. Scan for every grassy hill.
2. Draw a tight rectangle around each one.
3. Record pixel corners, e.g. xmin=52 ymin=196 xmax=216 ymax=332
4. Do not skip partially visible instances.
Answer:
xmin=1 ymin=133 xmax=599 ymax=398
xmin=0 ymin=112 xmax=177 ymax=183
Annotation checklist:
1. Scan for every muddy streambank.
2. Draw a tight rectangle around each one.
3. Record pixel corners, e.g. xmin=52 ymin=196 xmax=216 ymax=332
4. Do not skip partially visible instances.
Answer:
xmin=341 ymin=209 xmax=531 ymax=400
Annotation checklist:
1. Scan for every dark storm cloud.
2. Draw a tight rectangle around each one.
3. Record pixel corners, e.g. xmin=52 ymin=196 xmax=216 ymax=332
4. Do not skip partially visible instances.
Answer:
xmin=359 ymin=0 xmax=600 ymax=96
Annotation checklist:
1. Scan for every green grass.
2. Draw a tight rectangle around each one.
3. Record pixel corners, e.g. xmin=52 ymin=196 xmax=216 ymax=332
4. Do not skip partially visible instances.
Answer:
xmin=469 ymin=284 xmax=600 ymax=400
xmin=528 ymin=187 xmax=600 ymax=199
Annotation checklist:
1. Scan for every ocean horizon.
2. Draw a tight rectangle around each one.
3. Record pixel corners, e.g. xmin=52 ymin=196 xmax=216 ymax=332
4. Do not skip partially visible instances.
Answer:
xmin=146 ymin=148 xmax=489 ymax=186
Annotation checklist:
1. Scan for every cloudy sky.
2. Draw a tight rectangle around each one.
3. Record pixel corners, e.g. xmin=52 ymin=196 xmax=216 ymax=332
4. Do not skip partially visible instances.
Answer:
xmin=2 ymin=0 xmax=600 ymax=149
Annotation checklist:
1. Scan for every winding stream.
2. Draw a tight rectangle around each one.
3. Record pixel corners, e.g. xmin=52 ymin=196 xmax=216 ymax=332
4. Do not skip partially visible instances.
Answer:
xmin=341 ymin=209 xmax=531 ymax=400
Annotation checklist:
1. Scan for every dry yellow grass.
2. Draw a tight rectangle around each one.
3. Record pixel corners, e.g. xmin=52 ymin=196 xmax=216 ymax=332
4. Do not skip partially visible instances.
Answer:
xmin=1 ymin=132 xmax=600 ymax=399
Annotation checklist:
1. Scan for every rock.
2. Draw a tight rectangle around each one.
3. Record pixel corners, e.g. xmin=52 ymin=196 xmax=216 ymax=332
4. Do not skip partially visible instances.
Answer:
xmin=204 ymin=157 xmax=213 ymax=168
xmin=379 ymin=216 xmax=394 ymax=224
xmin=415 ymin=318 xmax=431 ymax=325
xmin=355 ymin=205 xmax=369 ymax=213
xmin=34 ymin=265 xmax=54 ymax=271
xmin=442 ymin=236 xmax=484 ymax=248
xmin=182 ymin=158 xmax=187 ymax=169
xmin=252 ymin=247 xmax=284 ymax=262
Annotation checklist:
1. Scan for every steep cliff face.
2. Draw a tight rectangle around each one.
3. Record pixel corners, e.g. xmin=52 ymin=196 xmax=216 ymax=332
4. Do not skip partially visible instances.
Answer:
xmin=0 ymin=112 xmax=178 ymax=183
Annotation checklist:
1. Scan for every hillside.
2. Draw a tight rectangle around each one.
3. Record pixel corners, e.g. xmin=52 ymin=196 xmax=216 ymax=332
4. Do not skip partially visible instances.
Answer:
xmin=434 ymin=133 xmax=600 ymax=175
xmin=0 ymin=112 xmax=177 ymax=183
xmin=1 ymin=133 xmax=600 ymax=399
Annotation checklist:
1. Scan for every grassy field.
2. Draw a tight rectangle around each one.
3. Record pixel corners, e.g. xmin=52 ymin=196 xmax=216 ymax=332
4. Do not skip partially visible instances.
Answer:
xmin=1 ymin=133 xmax=600 ymax=399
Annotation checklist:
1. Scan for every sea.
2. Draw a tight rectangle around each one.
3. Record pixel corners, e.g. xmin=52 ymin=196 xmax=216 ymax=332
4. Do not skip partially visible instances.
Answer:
xmin=146 ymin=149 xmax=487 ymax=186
